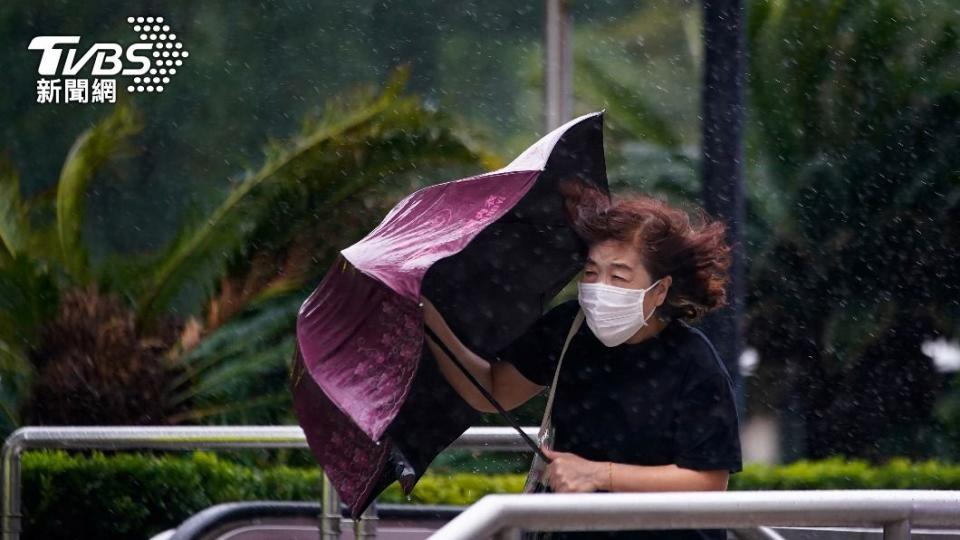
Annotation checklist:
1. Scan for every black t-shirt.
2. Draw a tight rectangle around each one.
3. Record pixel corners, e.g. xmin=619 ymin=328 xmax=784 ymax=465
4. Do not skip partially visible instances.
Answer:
xmin=495 ymin=299 xmax=743 ymax=540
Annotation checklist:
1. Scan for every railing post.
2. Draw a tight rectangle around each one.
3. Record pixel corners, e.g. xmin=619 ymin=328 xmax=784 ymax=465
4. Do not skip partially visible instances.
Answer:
xmin=1 ymin=437 xmax=22 ymax=540
xmin=883 ymin=519 xmax=911 ymax=540
xmin=320 ymin=472 xmax=341 ymax=539
xmin=354 ymin=500 xmax=378 ymax=539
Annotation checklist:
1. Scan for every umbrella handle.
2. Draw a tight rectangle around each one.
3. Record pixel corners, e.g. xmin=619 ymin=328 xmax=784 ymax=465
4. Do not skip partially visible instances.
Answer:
xmin=422 ymin=324 xmax=552 ymax=464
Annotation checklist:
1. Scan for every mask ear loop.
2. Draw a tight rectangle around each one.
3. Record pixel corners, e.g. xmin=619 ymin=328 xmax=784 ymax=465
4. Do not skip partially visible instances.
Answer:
xmin=641 ymin=278 xmax=664 ymax=322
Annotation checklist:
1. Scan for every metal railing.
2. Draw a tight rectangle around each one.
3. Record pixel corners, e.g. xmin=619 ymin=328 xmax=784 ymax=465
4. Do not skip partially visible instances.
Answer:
xmin=429 ymin=490 xmax=960 ymax=540
xmin=7 ymin=426 xmax=960 ymax=540
xmin=1 ymin=425 xmax=537 ymax=540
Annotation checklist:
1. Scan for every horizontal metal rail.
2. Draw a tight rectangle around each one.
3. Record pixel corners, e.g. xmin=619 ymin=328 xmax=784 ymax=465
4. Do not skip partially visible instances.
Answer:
xmin=429 ymin=490 xmax=960 ymax=540
xmin=1 ymin=425 xmax=537 ymax=540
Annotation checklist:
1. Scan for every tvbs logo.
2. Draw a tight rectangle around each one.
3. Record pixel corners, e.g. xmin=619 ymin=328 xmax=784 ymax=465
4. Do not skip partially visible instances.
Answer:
xmin=28 ymin=16 xmax=188 ymax=104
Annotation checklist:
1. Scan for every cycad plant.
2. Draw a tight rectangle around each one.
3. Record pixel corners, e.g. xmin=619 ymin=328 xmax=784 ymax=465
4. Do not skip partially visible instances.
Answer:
xmin=0 ymin=65 xmax=499 ymax=436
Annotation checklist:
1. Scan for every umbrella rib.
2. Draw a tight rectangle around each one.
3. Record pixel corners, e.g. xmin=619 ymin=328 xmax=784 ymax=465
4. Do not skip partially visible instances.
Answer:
xmin=423 ymin=325 xmax=551 ymax=463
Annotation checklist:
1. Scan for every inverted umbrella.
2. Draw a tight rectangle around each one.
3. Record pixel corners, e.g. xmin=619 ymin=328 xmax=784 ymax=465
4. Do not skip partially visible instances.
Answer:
xmin=291 ymin=110 xmax=610 ymax=518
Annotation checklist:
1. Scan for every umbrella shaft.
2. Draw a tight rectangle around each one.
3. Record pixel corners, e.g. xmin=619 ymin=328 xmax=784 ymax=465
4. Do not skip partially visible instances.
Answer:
xmin=422 ymin=325 xmax=551 ymax=463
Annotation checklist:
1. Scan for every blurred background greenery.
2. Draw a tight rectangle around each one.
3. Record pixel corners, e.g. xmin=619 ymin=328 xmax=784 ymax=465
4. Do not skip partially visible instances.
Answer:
xmin=1 ymin=0 xmax=959 ymax=475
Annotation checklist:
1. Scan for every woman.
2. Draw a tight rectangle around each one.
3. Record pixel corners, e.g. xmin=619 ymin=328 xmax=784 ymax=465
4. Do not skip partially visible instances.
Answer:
xmin=420 ymin=181 xmax=742 ymax=540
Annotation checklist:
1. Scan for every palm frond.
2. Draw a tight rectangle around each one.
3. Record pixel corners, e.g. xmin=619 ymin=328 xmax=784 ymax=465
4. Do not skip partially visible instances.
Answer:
xmin=55 ymin=98 xmax=143 ymax=282
xmin=574 ymin=54 xmax=683 ymax=149
xmin=132 ymin=67 xmax=412 ymax=321
xmin=0 ymin=255 xmax=59 ymax=349
xmin=0 ymin=339 xmax=33 ymax=435
xmin=166 ymin=295 xmax=299 ymax=425
xmin=0 ymin=154 xmax=26 ymax=263
xmin=134 ymin=64 xmax=495 ymax=326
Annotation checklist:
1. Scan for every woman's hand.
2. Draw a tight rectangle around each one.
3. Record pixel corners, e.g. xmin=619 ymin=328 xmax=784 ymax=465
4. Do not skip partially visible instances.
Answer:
xmin=542 ymin=447 xmax=607 ymax=493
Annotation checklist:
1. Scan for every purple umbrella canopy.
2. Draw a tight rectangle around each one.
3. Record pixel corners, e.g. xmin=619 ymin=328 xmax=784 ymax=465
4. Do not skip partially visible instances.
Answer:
xmin=290 ymin=110 xmax=610 ymax=518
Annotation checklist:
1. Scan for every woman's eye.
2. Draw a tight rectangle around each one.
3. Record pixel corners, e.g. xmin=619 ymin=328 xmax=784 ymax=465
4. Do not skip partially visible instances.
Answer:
xmin=613 ymin=275 xmax=627 ymax=281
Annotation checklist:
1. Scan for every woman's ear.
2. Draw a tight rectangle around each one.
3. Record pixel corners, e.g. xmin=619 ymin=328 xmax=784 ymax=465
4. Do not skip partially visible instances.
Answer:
xmin=656 ymin=275 xmax=672 ymax=305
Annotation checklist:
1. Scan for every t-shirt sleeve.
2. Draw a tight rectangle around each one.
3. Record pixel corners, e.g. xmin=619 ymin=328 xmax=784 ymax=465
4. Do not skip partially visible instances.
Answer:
xmin=493 ymin=299 xmax=579 ymax=387
xmin=673 ymin=349 xmax=743 ymax=474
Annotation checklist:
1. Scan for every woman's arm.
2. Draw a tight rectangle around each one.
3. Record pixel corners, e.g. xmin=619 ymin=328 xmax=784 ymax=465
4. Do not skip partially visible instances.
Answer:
xmin=541 ymin=447 xmax=729 ymax=492
xmin=604 ymin=463 xmax=729 ymax=492
xmin=421 ymin=296 xmax=544 ymax=413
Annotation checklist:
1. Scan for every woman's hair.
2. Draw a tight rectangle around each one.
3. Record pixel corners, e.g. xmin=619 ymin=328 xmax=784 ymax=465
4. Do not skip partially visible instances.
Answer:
xmin=559 ymin=176 xmax=732 ymax=322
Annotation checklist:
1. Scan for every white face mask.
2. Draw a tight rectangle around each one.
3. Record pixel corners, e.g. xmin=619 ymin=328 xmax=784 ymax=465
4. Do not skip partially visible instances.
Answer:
xmin=577 ymin=278 xmax=663 ymax=347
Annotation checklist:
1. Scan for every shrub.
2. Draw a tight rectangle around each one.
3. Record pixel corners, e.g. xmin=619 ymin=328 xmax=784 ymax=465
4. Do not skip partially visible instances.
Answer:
xmin=20 ymin=450 xmax=960 ymax=540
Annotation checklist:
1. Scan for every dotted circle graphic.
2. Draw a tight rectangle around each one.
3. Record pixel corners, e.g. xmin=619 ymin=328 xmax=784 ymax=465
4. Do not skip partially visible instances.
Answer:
xmin=125 ymin=16 xmax=187 ymax=93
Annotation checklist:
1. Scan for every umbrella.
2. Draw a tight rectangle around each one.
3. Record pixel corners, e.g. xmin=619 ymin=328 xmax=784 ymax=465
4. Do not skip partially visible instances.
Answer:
xmin=290 ymin=110 xmax=610 ymax=518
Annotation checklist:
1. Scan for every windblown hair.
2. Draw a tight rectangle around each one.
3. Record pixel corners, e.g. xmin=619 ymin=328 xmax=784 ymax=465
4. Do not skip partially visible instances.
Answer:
xmin=559 ymin=177 xmax=732 ymax=323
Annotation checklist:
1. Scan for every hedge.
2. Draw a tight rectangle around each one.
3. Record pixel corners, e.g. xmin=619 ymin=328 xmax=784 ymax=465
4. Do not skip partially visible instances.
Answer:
xmin=19 ymin=450 xmax=960 ymax=540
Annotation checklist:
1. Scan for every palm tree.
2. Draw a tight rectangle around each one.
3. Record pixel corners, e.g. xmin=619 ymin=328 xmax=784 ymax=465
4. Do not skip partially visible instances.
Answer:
xmin=0 ymin=64 xmax=501 ymax=435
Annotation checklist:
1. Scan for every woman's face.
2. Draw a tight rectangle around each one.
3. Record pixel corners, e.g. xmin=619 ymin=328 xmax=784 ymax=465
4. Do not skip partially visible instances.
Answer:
xmin=580 ymin=238 xmax=671 ymax=314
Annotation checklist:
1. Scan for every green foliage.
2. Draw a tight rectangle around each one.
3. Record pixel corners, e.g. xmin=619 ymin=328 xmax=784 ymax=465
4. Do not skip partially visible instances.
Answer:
xmin=21 ymin=450 xmax=321 ymax=540
xmin=741 ymin=0 xmax=960 ymax=459
xmin=20 ymin=450 xmax=960 ymax=540
xmin=569 ymin=3 xmax=702 ymax=200
xmin=0 ymin=154 xmax=26 ymax=262
xmin=731 ymin=456 xmax=960 ymax=490
xmin=575 ymin=56 xmax=682 ymax=150
xmin=166 ymin=294 xmax=302 ymax=426
xmin=100 ymin=62 xmax=502 ymax=333
xmin=0 ymin=63 xmax=495 ymax=437
xmin=379 ymin=472 xmax=526 ymax=505
xmin=0 ymin=256 xmax=57 ymax=432
xmin=55 ymin=98 xmax=143 ymax=283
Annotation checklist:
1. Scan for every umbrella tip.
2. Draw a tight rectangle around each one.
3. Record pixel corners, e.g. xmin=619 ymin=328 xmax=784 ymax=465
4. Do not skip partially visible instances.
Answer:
xmin=399 ymin=472 xmax=417 ymax=494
